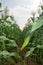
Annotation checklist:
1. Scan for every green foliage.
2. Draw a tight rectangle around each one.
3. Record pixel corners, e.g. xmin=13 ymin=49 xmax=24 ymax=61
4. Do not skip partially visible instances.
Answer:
xmin=0 ymin=5 xmax=21 ymax=64
xmin=0 ymin=3 xmax=43 ymax=65
xmin=31 ymin=18 xmax=43 ymax=32
xmin=25 ymin=47 xmax=35 ymax=57
xmin=21 ymin=14 xmax=43 ymax=51
xmin=21 ymin=7 xmax=43 ymax=64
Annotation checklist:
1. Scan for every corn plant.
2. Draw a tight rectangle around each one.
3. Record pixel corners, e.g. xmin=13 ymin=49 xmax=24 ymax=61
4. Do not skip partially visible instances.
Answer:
xmin=0 ymin=4 xmax=21 ymax=65
xmin=21 ymin=6 xmax=43 ymax=65
xmin=0 ymin=3 xmax=43 ymax=65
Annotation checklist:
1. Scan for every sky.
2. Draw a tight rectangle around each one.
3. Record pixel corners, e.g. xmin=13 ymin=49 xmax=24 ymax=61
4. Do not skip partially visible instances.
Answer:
xmin=0 ymin=0 xmax=42 ymax=30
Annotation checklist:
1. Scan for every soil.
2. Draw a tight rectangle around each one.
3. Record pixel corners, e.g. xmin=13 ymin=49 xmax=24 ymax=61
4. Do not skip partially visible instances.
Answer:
xmin=15 ymin=60 xmax=38 ymax=65
xmin=6 ymin=59 xmax=43 ymax=65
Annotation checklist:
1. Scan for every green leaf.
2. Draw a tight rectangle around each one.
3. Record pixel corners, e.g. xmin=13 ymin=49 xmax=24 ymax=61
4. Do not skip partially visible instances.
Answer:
xmin=21 ymin=36 xmax=31 ymax=51
xmin=0 ymin=50 xmax=20 ymax=58
xmin=37 ymin=45 xmax=43 ymax=49
xmin=2 ymin=41 xmax=6 ymax=50
xmin=7 ymin=39 xmax=17 ymax=47
xmin=0 ymin=50 xmax=10 ymax=56
xmin=25 ymin=47 xmax=35 ymax=57
xmin=10 ymin=52 xmax=20 ymax=58
xmin=3 ymin=56 xmax=15 ymax=64
xmin=0 ymin=36 xmax=17 ymax=47
xmin=0 ymin=36 xmax=8 ymax=41
xmin=0 ymin=50 xmax=20 ymax=64
xmin=31 ymin=19 xmax=43 ymax=32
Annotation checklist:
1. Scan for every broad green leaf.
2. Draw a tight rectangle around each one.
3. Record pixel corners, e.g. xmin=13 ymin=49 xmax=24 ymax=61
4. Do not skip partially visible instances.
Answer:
xmin=25 ymin=47 xmax=35 ymax=57
xmin=7 ymin=39 xmax=17 ymax=47
xmin=0 ymin=50 xmax=20 ymax=58
xmin=0 ymin=50 xmax=19 ymax=64
xmin=10 ymin=52 xmax=20 ymax=58
xmin=31 ymin=19 xmax=43 ymax=32
xmin=21 ymin=35 xmax=31 ymax=51
xmin=0 ymin=36 xmax=8 ymax=41
xmin=37 ymin=45 xmax=43 ymax=49
xmin=0 ymin=36 xmax=17 ymax=47
xmin=0 ymin=51 xmax=10 ymax=56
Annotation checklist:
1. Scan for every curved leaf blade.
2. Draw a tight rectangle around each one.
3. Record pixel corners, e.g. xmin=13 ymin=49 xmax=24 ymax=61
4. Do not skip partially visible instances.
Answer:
xmin=31 ymin=19 xmax=43 ymax=32
xmin=25 ymin=47 xmax=35 ymax=57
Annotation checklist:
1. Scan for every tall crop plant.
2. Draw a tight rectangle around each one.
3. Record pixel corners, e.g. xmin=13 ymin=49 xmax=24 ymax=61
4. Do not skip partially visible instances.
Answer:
xmin=21 ymin=5 xmax=43 ymax=65
xmin=0 ymin=3 xmax=43 ymax=65
xmin=0 ymin=3 xmax=22 ymax=65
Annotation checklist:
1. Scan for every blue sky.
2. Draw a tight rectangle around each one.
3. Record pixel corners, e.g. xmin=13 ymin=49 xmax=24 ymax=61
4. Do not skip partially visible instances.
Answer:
xmin=0 ymin=0 xmax=41 ymax=30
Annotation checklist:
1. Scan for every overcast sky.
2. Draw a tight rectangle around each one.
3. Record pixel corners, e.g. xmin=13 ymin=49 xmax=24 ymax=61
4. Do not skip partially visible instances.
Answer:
xmin=0 ymin=0 xmax=41 ymax=30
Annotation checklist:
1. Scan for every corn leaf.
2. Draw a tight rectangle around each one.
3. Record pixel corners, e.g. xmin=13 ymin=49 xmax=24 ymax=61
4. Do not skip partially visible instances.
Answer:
xmin=0 ymin=50 xmax=20 ymax=58
xmin=21 ymin=36 xmax=30 ymax=51
xmin=7 ymin=39 xmax=17 ymax=47
xmin=3 ymin=56 xmax=15 ymax=64
xmin=0 ymin=36 xmax=8 ymax=40
xmin=31 ymin=19 xmax=43 ymax=32
xmin=37 ymin=45 xmax=43 ymax=49
xmin=25 ymin=47 xmax=35 ymax=57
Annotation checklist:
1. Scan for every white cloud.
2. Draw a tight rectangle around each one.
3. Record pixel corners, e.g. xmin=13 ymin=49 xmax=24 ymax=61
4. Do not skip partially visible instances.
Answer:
xmin=9 ymin=0 xmax=41 ymax=30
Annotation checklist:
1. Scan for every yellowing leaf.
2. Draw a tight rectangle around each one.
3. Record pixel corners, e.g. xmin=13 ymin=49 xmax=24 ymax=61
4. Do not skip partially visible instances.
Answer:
xmin=21 ymin=36 xmax=30 ymax=51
